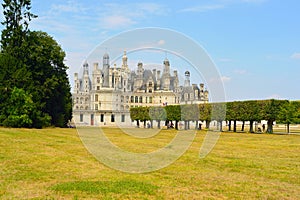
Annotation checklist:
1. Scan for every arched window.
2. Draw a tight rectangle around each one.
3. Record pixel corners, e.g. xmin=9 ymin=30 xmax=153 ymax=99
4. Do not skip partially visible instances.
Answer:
xmin=139 ymin=96 xmax=143 ymax=103
xmin=130 ymin=96 xmax=134 ymax=103
xmin=135 ymin=96 xmax=138 ymax=103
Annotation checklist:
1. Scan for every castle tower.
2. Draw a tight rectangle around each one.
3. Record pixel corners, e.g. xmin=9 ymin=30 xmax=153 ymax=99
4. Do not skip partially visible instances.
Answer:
xmin=92 ymin=63 xmax=102 ymax=91
xmin=162 ymin=58 xmax=170 ymax=90
xmin=74 ymin=73 xmax=79 ymax=93
xmin=184 ymin=71 xmax=190 ymax=87
xmin=83 ymin=61 xmax=90 ymax=93
xmin=103 ymin=52 xmax=110 ymax=87
xmin=122 ymin=50 xmax=128 ymax=69
xmin=134 ymin=62 xmax=144 ymax=90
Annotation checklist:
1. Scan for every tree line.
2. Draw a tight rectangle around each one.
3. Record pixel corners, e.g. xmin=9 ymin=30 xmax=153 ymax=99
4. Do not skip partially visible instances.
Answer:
xmin=0 ymin=0 xmax=72 ymax=128
xmin=130 ymin=99 xmax=300 ymax=133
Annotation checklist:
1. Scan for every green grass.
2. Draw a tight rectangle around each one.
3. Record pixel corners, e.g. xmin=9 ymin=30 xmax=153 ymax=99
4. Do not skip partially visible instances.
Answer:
xmin=0 ymin=127 xmax=299 ymax=199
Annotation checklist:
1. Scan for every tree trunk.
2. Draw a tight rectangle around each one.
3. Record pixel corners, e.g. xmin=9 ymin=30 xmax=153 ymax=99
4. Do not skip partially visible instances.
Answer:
xmin=175 ymin=120 xmax=178 ymax=130
xmin=143 ymin=120 xmax=146 ymax=128
xmin=136 ymin=120 xmax=140 ymax=128
xmin=195 ymin=120 xmax=198 ymax=130
xmin=150 ymin=120 xmax=153 ymax=128
xmin=219 ymin=121 xmax=223 ymax=132
xmin=206 ymin=120 xmax=210 ymax=129
xmin=267 ymin=120 xmax=273 ymax=133
xmin=287 ymin=122 xmax=290 ymax=134
xmin=233 ymin=120 xmax=237 ymax=132
xmin=188 ymin=121 xmax=190 ymax=129
xmin=228 ymin=120 xmax=232 ymax=131
xmin=241 ymin=121 xmax=245 ymax=131
xmin=157 ymin=120 xmax=161 ymax=129
xmin=249 ymin=120 xmax=254 ymax=133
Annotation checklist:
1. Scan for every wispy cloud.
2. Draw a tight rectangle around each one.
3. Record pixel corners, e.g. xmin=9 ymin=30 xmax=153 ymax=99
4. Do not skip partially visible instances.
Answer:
xmin=234 ymin=69 xmax=247 ymax=75
xmin=221 ymin=76 xmax=231 ymax=82
xmin=266 ymin=94 xmax=282 ymax=99
xmin=180 ymin=0 xmax=268 ymax=13
xmin=219 ymin=58 xmax=233 ymax=63
xmin=290 ymin=53 xmax=300 ymax=60
xmin=101 ymin=15 xmax=136 ymax=30
xmin=98 ymin=2 xmax=168 ymax=30
xmin=180 ymin=4 xmax=224 ymax=13
xmin=50 ymin=0 xmax=86 ymax=14
xmin=209 ymin=76 xmax=231 ymax=84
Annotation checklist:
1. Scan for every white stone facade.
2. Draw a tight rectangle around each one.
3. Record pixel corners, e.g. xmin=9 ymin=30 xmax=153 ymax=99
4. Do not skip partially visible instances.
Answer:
xmin=72 ymin=51 xmax=209 ymax=126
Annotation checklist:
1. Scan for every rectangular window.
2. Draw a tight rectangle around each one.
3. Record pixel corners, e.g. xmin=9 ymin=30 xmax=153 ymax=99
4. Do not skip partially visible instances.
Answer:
xmin=111 ymin=114 xmax=115 ymax=122
xmin=95 ymin=104 xmax=98 ymax=110
xmin=149 ymin=97 xmax=153 ymax=103
xmin=100 ymin=114 xmax=104 ymax=122
xmin=80 ymin=114 xmax=83 ymax=122
xmin=121 ymin=114 xmax=125 ymax=122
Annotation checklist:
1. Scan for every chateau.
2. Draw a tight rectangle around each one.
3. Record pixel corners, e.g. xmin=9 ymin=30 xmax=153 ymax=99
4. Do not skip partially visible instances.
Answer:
xmin=72 ymin=51 xmax=209 ymax=126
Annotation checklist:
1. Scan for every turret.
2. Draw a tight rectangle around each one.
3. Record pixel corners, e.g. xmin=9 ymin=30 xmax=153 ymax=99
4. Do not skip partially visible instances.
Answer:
xmin=103 ymin=52 xmax=110 ymax=87
xmin=184 ymin=71 xmax=190 ymax=87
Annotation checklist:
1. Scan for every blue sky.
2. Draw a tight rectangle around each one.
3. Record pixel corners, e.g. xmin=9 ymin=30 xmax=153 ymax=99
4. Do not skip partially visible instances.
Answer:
xmin=2 ymin=0 xmax=300 ymax=101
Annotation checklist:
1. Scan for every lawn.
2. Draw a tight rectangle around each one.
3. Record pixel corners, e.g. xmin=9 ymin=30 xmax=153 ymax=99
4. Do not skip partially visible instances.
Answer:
xmin=0 ymin=127 xmax=299 ymax=199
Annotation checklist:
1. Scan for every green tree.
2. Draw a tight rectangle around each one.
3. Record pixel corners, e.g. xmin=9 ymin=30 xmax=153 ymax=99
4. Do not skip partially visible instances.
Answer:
xmin=149 ymin=106 xmax=166 ymax=129
xmin=165 ymin=105 xmax=181 ymax=129
xmin=278 ymin=101 xmax=298 ymax=134
xmin=199 ymin=103 xmax=211 ymax=129
xmin=130 ymin=107 xmax=140 ymax=128
xmin=261 ymin=99 xmax=286 ymax=133
xmin=211 ymin=103 xmax=226 ymax=132
xmin=0 ymin=1 xmax=72 ymax=127
xmin=243 ymin=100 xmax=262 ymax=133
xmin=25 ymin=31 xmax=72 ymax=127
xmin=181 ymin=104 xmax=199 ymax=130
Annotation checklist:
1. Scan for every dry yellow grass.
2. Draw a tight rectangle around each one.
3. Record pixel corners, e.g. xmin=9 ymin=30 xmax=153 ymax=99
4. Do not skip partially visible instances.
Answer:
xmin=0 ymin=127 xmax=299 ymax=199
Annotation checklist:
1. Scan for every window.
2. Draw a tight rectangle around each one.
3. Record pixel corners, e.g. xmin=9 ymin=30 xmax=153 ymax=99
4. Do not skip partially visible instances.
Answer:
xmin=97 ymin=77 xmax=100 ymax=83
xmin=146 ymin=97 xmax=148 ymax=103
xmin=139 ymin=96 xmax=143 ymax=103
xmin=80 ymin=114 xmax=83 ymax=122
xmin=111 ymin=114 xmax=115 ymax=122
xmin=149 ymin=82 xmax=153 ymax=87
xmin=97 ymin=86 xmax=100 ymax=91
xmin=95 ymin=94 xmax=98 ymax=101
xmin=100 ymin=114 xmax=104 ymax=122
xmin=121 ymin=114 xmax=125 ymax=122
xmin=130 ymin=96 xmax=134 ymax=103
xmin=149 ymin=97 xmax=153 ymax=103
xmin=135 ymin=96 xmax=138 ymax=103
xmin=149 ymin=89 xmax=152 ymax=93
xmin=95 ymin=104 xmax=98 ymax=110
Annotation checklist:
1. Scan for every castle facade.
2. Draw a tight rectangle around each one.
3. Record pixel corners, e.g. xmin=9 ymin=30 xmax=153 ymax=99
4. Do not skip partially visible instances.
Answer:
xmin=72 ymin=51 xmax=209 ymax=126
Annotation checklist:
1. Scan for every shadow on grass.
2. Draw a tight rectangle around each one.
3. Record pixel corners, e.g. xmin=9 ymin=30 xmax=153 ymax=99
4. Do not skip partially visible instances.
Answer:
xmin=51 ymin=179 xmax=159 ymax=195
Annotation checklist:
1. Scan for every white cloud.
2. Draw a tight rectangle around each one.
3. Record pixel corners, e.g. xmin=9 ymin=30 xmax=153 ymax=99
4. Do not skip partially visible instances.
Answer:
xmin=219 ymin=58 xmax=233 ymax=62
xmin=209 ymin=76 xmax=231 ymax=84
xmin=266 ymin=94 xmax=282 ymax=99
xmin=234 ymin=69 xmax=247 ymax=75
xmin=290 ymin=53 xmax=300 ymax=60
xmin=157 ymin=40 xmax=165 ymax=45
xmin=50 ymin=0 xmax=85 ymax=14
xmin=180 ymin=4 xmax=225 ymax=13
xmin=180 ymin=0 xmax=267 ymax=13
xmin=101 ymin=15 xmax=136 ymax=30
xmin=221 ymin=76 xmax=231 ymax=82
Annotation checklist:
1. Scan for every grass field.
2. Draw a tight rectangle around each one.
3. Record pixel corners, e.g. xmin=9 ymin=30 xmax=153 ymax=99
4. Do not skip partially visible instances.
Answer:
xmin=0 ymin=127 xmax=299 ymax=199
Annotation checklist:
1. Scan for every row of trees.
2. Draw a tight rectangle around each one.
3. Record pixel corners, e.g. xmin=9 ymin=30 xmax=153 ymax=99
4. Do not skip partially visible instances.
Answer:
xmin=0 ymin=0 xmax=72 ymax=128
xmin=130 ymin=99 xmax=300 ymax=133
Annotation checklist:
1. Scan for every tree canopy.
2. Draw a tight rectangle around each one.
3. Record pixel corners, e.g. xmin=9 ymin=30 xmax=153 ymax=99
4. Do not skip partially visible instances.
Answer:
xmin=0 ymin=0 xmax=72 ymax=128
